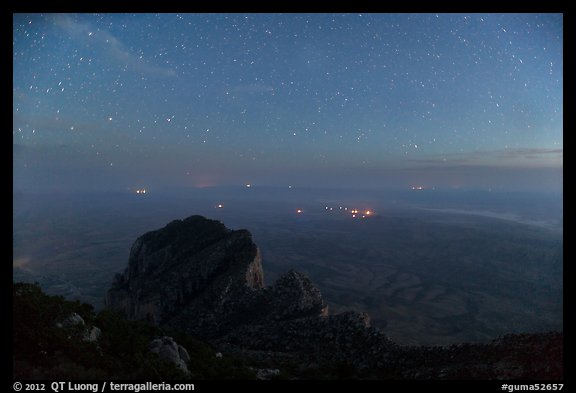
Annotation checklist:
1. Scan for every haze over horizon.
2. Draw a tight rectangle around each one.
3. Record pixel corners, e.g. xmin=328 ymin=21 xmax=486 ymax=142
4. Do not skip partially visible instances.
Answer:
xmin=13 ymin=13 xmax=562 ymax=193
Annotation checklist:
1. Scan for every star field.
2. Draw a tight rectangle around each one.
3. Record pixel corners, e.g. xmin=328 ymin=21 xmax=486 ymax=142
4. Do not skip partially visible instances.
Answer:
xmin=13 ymin=13 xmax=563 ymax=191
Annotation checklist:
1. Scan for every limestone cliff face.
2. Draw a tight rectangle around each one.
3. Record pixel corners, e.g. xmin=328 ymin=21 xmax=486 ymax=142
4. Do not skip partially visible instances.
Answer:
xmin=106 ymin=216 xmax=264 ymax=331
xmin=106 ymin=215 xmax=389 ymax=361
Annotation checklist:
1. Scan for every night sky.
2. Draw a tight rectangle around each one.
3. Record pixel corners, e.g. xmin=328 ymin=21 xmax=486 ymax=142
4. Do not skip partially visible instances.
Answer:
xmin=13 ymin=13 xmax=563 ymax=192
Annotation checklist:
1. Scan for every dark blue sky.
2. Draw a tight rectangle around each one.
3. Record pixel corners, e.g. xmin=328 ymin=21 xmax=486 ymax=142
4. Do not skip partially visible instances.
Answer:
xmin=13 ymin=13 xmax=563 ymax=192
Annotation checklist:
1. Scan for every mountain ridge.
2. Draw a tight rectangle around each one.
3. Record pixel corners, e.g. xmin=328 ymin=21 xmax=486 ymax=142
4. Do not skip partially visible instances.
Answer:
xmin=103 ymin=215 xmax=563 ymax=378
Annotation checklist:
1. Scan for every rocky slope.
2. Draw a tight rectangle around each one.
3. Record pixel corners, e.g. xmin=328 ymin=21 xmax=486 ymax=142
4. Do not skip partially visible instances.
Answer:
xmin=13 ymin=282 xmax=255 ymax=380
xmin=106 ymin=215 xmax=563 ymax=379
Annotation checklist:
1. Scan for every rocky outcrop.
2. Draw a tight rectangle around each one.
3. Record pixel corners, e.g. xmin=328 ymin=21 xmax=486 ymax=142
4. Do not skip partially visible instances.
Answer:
xmin=57 ymin=312 xmax=101 ymax=343
xmin=60 ymin=313 xmax=85 ymax=327
xmin=107 ymin=215 xmax=264 ymax=337
xmin=252 ymin=368 xmax=280 ymax=380
xmin=149 ymin=336 xmax=190 ymax=374
xmin=267 ymin=270 xmax=327 ymax=320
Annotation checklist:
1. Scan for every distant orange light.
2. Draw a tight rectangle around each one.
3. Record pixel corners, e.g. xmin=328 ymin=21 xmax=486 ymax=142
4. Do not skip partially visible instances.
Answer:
xmin=365 ymin=210 xmax=371 ymax=215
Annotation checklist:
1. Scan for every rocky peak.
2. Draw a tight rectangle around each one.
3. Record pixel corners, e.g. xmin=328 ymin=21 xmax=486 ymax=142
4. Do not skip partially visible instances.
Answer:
xmin=269 ymin=269 xmax=326 ymax=320
xmin=106 ymin=215 xmax=264 ymax=327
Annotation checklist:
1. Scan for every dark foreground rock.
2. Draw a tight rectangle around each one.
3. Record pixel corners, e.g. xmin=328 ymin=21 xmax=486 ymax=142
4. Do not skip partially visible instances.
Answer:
xmin=149 ymin=336 xmax=191 ymax=374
